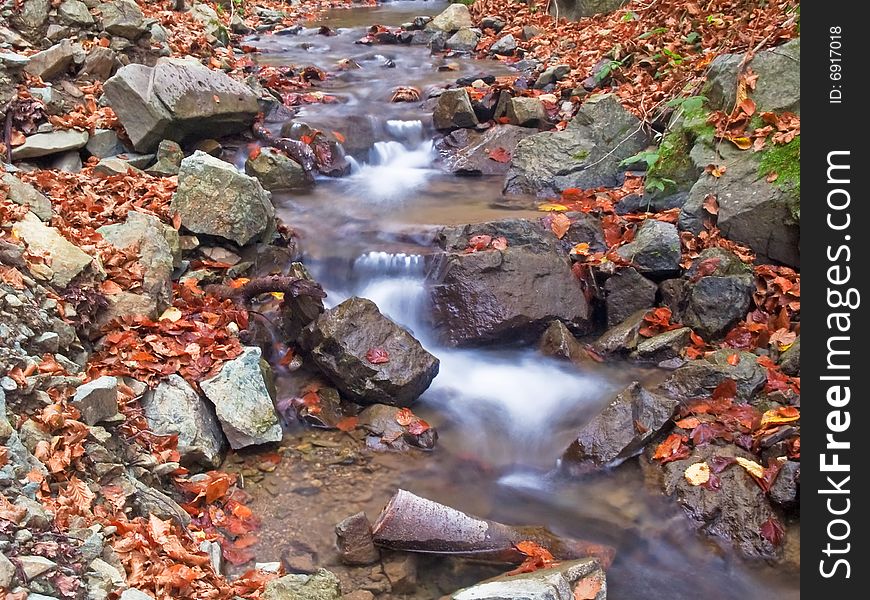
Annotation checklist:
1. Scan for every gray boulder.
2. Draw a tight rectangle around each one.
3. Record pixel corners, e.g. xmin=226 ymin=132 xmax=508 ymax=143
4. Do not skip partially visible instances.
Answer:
xmin=433 ymin=88 xmax=479 ymax=131
xmin=100 ymin=0 xmax=147 ymax=39
xmin=562 ymin=382 xmax=678 ymax=474
xmin=429 ymin=238 xmax=592 ymax=346
xmin=681 ymin=275 xmax=754 ymax=339
xmin=10 ymin=129 xmax=88 ymax=160
xmin=80 ymin=46 xmax=121 ymax=80
xmin=504 ymin=94 xmax=649 ymax=195
xmin=146 ymin=139 xmax=185 ymax=177
xmin=24 ymin=39 xmax=84 ymax=80
xmin=142 ymin=375 xmax=226 ymax=469
xmin=445 ymin=28 xmax=481 ymax=52
xmin=245 ymin=148 xmax=312 ymax=191
xmin=11 ymin=212 xmax=95 ymax=287
xmin=171 ymin=151 xmax=275 ymax=246
xmin=631 ymin=327 xmax=692 ymax=363
xmin=2 ymin=173 xmax=52 ymax=221
xmin=301 ymin=298 xmax=439 ymax=407
xmin=704 ymin=39 xmax=800 ymax=114
xmin=97 ymin=211 xmax=179 ymax=309
xmin=452 ymin=558 xmax=605 ymax=600
xmin=72 ymin=376 xmax=119 ymax=425
xmin=104 ymin=58 xmax=260 ymax=152
xmin=425 ymin=4 xmax=473 ymax=33
xmin=86 ymin=128 xmax=126 ymax=159
xmin=605 ymin=267 xmax=656 ymax=326
xmin=437 ymin=125 xmax=533 ymax=175
xmin=59 ymin=0 xmax=94 ymax=26
xmin=679 ymin=143 xmax=799 ymax=267
xmin=593 ymin=308 xmax=647 ymax=355
xmin=653 ymin=349 xmax=767 ymax=402
xmin=506 ymin=97 xmax=546 ymax=127
xmin=12 ymin=0 xmax=50 ymax=31
xmin=615 ymin=220 xmax=681 ymax=276
xmin=200 ymin=346 xmax=283 ymax=449
xmin=490 ymin=34 xmax=517 ymax=56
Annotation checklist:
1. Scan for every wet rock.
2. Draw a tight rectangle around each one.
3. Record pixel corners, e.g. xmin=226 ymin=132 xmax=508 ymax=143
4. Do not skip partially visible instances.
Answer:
xmin=171 ymin=151 xmax=275 ymax=247
xmin=779 ymin=336 xmax=800 ymax=376
xmin=2 ymin=173 xmax=52 ymax=221
xmin=563 ymin=382 xmax=677 ymax=473
xmin=429 ymin=244 xmax=592 ymax=346
xmin=383 ymin=554 xmax=417 ymax=594
xmin=358 ymin=403 xmax=438 ymax=451
xmin=97 ymin=211 xmax=178 ymax=308
xmin=60 ymin=0 xmax=95 ymax=26
xmin=657 ymin=444 xmax=780 ymax=560
xmin=616 ymin=191 xmax=689 ymax=215
xmin=425 ymin=4 xmax=473 ymax=33
xmin=335 ymin=512 xmax=380 ymax=566
xmin=535 ymin=64 xmax=571 ymax=89
xmin=263 ymin=569 xmax=342 ymax=600
xmin=100 ymin=0 xmax=147 ymax=39
xmin=505 ymin=94 xmax=649 ymax=196
xmin=769 ymin=460 xmax=799 ymax=509
xmin=604 ymin=267 xmax=656 ymax=326
xmin=433 ymin=88 xmax=479 ymax=131
xmin=506 ymin=97 xmax=546 ymax=128
xmin=704 ymin=39 xmax=800 ymax=114
xmin=11 ymin=212 xmax=94 ymax=287
xmin=142 ymin=375 xmax=226 ymax=469
xmin=615 ymin=220 xmax=681 ymax=277
xmin=104 ymin=58 xmax=259 ymax=152
xmin=632 ymin=327 xmax=691 ymax=363
xmin=452 ymin=557 xmax=605 ymax=600
xmin=72 ymin=376 xmax=119 ymax=425
xmin=653 ymin=349 xmax=767 ymax=402
xmin=278 ymin=262 xmax=325 ymax=342
xmin=490 ymin=34 xmax=517 ymax=56
xmin=437 ymin=125 xmax=533 ymax=175
xmin=81 ymin=46 xmax=121 ymax=81
xmin=679 ymin=142 xmax=799 ymax=267
xmin=10 ymin=128 xmax=89 ymax=160
xmin=200 ymin=346 xmax=282 ymax=449
xmin=592 ymin=309 xmax=647 ymax=355
xmin=301 ymin=297 xmax=439 ymax=407
xmin=680 ymin=274 xmax=754 ymax=339
xmin=539 ymin=320 xmax=590 ymax=363
xmin=281 ymin=540 xmax=318 ymax=574
xmin=245 ymin=147 xmax=312 ymax=191
xmin=446 ymin=28 xmax=481 ymax=52
xmin=23 ymin=39 xmax=85 ymax=81
xmin=562 ymin=212 xmax=607 ymax=252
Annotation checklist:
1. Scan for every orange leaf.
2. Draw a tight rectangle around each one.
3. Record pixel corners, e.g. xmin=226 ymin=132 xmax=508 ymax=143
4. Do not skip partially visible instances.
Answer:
xmin=549 ymin=213 xmax=572 ymax=239
xmin=336 ymin=416 xmax=359 ymax=432
xmin=395 ymin=408 xmax=415 ymax=427
xmin=332 ymin=131 xmax=346 ymax=143
xmin=487 ymin=147 xmax=512 ymax=163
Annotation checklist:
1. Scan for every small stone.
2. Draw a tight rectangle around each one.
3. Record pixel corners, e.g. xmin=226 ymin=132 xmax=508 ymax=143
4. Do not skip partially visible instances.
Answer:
xmin=335 ymin=512 xmax=379 ymax=566
xmin=59 ymin=0 xmax=95 ymax=26
xmin=72 ymin=376 xmax=119 ymax=425
xmin=86 ymin=129 xmax=125 ymax=159
xmin=506 ymin=97 xmax=546 ymax=127
xmin=18 ymin=555 xmax=57 ymax=579
xmin=383 ymin=554 xmax=417 ymax=594
xmin=263 ymin=569 xmax=342 ymax=600
xmin=0 ymin=553 xmax=15 ymax=589
xmin=615 ymin=220 xmax=681 ymax=276
xmin=489 ymin=34 xmax=516 ymax=56
xmin=433 ymin=88 xmax=479 ymax=131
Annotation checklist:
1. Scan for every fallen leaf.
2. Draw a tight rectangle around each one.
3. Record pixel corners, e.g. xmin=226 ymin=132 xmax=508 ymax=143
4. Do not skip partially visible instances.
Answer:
xmin=487 ymin=147 xmax=512 ymax=163
xmin=735 ymin=456 xmax=765 ymax=478
xmin=702 ymin=194 xmax=719 ymax=215
xmin=159 ymin=307 xmax=183 ymax=322
xmin=538 ymin=203 xmax=569 ymax=212
xmin=759 ymin=406 xmax=800 ymax=429
xmin=335 ymin=416 xmax=359 ymax=432
xmin=760 ymin=516 xmax=785 ymax=546
xmin=684 ymin=462 xmax=711 ymax=486
xmin=508 ymin=541 xmax=557 ymax=575
xmin=395 ymin=408 xmax=415 ymax=427
xmin=730 ymin=136 xmax=753 ymax=150
xmin=491 ymin=236 xmax=508 ymax=250
xmin=549 ymin=213 xmax=572 ymax=239
xmin=365 ymin=347 xmax=390 ymax=364
xmin=407 ymin=418 xmax=431 ymax=436
xmin=766 ymin=171 xmax=779 ymax=183
xmin=573 ymin=576 xmax=603 ymax=600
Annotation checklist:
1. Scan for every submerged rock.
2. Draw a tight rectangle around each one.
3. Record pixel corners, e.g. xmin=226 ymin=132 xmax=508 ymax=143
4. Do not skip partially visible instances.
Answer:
xmin=142 ymin=375 xmax=227 ymax=469
xmin=171 ymin=151 xmax=275 ymax=247
xmin=452 ymin=558 xmax=606 ymax=600
xmin=301 ymin=298 xmax=439 ymax=407
xmin=358 ymin=403 xmax=438 ymax=451
xmin=200 ymin=347 xmax=282 ymax=449
xmin=335 ymin=512 xmax=380 ymax=566
xmin=539 ymin=320 xmax=590 ymax=363
xmin=562 ymin=382 xmax=678 ymax=474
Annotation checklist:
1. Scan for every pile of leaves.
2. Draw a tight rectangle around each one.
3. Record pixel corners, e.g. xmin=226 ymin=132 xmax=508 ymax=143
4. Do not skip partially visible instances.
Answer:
xmin=469 ymin=0 xmax=799 ymax=120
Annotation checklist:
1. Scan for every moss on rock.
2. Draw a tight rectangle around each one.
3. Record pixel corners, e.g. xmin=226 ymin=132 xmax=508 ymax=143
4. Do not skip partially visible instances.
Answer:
xmin=758 ymin=135 xmax=800 ymax=220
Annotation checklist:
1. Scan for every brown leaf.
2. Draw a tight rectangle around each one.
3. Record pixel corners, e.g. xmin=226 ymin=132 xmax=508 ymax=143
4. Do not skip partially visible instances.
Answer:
xmin=549 ymin=213 xmax=572 ymax=239
xmin=487 ymin=147 xmax=512 ymax=163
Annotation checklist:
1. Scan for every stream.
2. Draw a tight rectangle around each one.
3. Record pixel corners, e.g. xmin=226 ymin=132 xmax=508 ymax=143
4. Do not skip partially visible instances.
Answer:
xmin=229 ymin=2 xmax=801 ymax=598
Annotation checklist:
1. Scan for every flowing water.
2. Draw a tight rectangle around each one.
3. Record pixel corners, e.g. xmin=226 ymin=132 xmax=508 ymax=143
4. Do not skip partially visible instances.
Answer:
xmin=236 ymin=2 xmax=800 ymax=598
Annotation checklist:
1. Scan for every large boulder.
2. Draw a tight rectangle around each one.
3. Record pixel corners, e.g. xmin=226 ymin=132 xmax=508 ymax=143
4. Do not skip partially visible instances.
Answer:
xmin=11 ymin=213 xmax=95 ymax=287
xmin=104 ymin=58 xmax=260 ymax=152
xmin=679 ymin=142 xmax=799 ymax=267
xmin=99 ymin=0 xmax=147 ymax=39
xmin=429 ymin=221 xmax=592 ymax=346
xmin=142 ymin=375 xmax=226 ymax=469
xmin=171 ymin=151 xmax=275 ymax=246
xmin=504 ymin=94 xmax=649 ymax=196
xmin=200 ymin=347 xmax=283 ymax=449
xmin=97 ymin=211 xmax=179 ymax=309
xmin=653 ymin=349 xmax=767 ymax=402
xmin=615 ymin=220 xmax=681 ymax=277
xmin=704 ymin=39 xmax=800 ymax=114
xmin=437 ymin=125 xmax=534 ymax=175
xmin=452 ymin=558 xmax=606 ymax=600
xmin=604 ymin=267 xmax=656 ymax=326
xmin=425 ymin=4 xmax=473 ymax=33
xmin=10 ymin=129 xmax=88 ymax=160
xmin=562 ymin=382 xmax=678 ymax=474
xmin=300 ymin=298 xmax=439 ymax=407
xmin=433 ymin=88 xmax=479 ymax=131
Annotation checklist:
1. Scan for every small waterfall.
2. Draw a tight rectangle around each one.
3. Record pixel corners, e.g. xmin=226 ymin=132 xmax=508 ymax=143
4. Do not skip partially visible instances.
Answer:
xmin=352 ymin=251 xmax=428 ymax=334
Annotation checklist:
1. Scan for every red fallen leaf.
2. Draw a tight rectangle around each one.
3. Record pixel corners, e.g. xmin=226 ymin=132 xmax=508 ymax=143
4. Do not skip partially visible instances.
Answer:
xmin=468 ymin=234 xmax=493 ymax=251
xmin=407 ymin=418 xmax=431 ymax=436
xmin=709 ymin=455 xmax=738 ymax=473
xmin=691 ymin=422 xmax=730 ymax=446
xmin=222 ymin=546 xmax=256 ymax=566
xmin=335 ymin=416 xmax=359 ymax=432
xmin=760 ymin=516 xmax=785 ymax=547
xmin=689 ymin=257 xmax=721 ymax=282
xmin=395 ymin=408 xmax=415 ymax=427
xmin=703 ymin=194 xmax=719 ymax=215
xmin=248 ymin=146 xmax=261 ymax=161
xmin=491 ymin=236 xmax=508 ymax=251
xmin=366 ymin=347 xmax=390 ymax=364
xmin=507 ymin=541 xmax=557 ymax=576
xmin=712 ymin=379 xmax=737 ymax=401
xmin=652 ymin=433 xmax=690 ymax=463
xmin=549 ymin=213 xmax=572 ymax=239
xmin=702 ymin=472 xmax=722 ymax=491
xmin=487 ymin=147 xmax=512 ymax=163
xmin=278 ymin=348 xmax=296 ymax=367
xmin=332 ymin=131 xmax=346 ymax=143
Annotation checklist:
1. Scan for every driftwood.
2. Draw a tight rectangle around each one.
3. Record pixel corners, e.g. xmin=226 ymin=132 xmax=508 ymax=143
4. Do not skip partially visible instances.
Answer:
xmin=206 ymin=275 xmax=326 ymax=305
xmin=371 ymin=489 xmax=614 ymax=566
xmin=252 ymin=122 xmax=318 ymax=173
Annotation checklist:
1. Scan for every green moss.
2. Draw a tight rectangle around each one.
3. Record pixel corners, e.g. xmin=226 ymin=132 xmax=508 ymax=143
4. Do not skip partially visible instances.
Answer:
xmin=649 ymin=129 xmax=693 ymax=183
xmin=758 ymin=135 xmax=800 ymax=220
xmin=682 ymin=103 xmax=715 ymax=144
xmin=572 ymin=149 xmax=590 ymax=161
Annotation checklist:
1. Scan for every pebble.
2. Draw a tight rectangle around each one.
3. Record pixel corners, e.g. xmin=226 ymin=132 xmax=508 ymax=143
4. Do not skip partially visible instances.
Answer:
xmin=4 ymin=294 xmax=23 ymax=308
